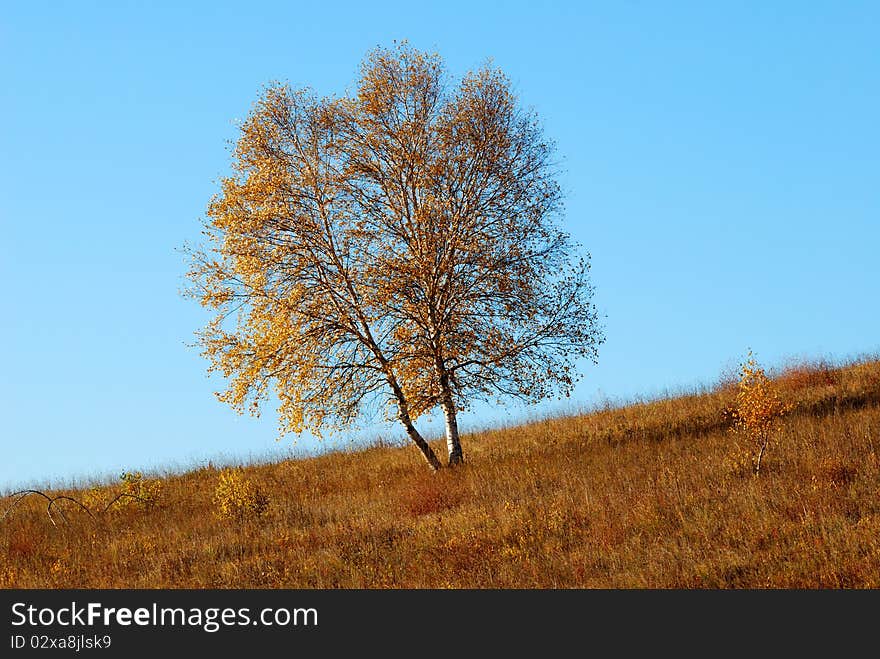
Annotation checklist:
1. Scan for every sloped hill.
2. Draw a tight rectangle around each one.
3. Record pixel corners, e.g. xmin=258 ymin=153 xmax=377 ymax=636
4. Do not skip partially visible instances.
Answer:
xmin=3 ymin=358 xmax=879 ymax=588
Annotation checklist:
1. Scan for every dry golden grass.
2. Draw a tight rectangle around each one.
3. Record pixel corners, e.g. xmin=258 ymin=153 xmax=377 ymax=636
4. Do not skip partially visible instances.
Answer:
xmin=3 ymin=358 xmax=879 ymax=588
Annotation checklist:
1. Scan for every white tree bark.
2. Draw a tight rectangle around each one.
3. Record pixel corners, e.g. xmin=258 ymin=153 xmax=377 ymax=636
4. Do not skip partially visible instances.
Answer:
xmin=440 ymin=392 xmax=463 ymax=466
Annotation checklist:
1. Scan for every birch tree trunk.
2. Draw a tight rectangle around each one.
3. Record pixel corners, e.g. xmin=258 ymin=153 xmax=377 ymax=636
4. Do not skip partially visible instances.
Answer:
xmin=385 ymin=374 xmax=441 ymax=470
xmin=440 ymin=394 xmax=464 ymax=466
xmin=400 ymin=408 xmax=442 ymax=471
xmin=432 ymin=352 xmax=464 ymax=466
xmin=754 ymin=436 xmax=769 ymax=476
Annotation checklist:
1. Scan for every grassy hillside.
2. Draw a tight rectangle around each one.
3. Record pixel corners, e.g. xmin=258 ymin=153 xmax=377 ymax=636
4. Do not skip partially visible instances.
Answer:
xmin=3 ymin=358 xmax=879 ymax=588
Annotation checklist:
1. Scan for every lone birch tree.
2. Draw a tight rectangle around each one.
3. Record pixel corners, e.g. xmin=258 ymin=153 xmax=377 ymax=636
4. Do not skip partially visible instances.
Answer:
xmin=185 ymin=43 xmax=603 ymax=469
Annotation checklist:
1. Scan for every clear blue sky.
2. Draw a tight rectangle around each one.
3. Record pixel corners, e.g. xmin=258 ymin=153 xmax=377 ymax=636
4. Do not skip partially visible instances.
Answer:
xmin=2 ymin=2 xmax=878 ymax=491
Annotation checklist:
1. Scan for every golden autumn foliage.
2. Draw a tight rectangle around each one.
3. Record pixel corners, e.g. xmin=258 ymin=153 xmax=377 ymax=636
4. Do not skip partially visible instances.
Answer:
xmin=728 ymin=352 xmax=793 ymax=474
xmin=213 ymin=468 xmax=270 ymax=521
xmin=184 ymin=42 xmax=602 ymax=469
xmin=83 ymin=472 xmax=163 ymax=513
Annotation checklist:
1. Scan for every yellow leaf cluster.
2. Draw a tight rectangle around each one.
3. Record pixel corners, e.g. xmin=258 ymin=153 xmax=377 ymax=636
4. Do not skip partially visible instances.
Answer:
xmin=731 ymin=352 xmax=791 ymax=442
xmin=213 ymin=468 xmax=270 ymax=520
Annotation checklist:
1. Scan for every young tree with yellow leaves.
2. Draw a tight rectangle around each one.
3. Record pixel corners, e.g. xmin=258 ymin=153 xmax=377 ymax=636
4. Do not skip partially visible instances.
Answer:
xmin=730 ymin=351 xmax=792 ymax=475
xmin=185 ymin=43 xmax=603 ymax=469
